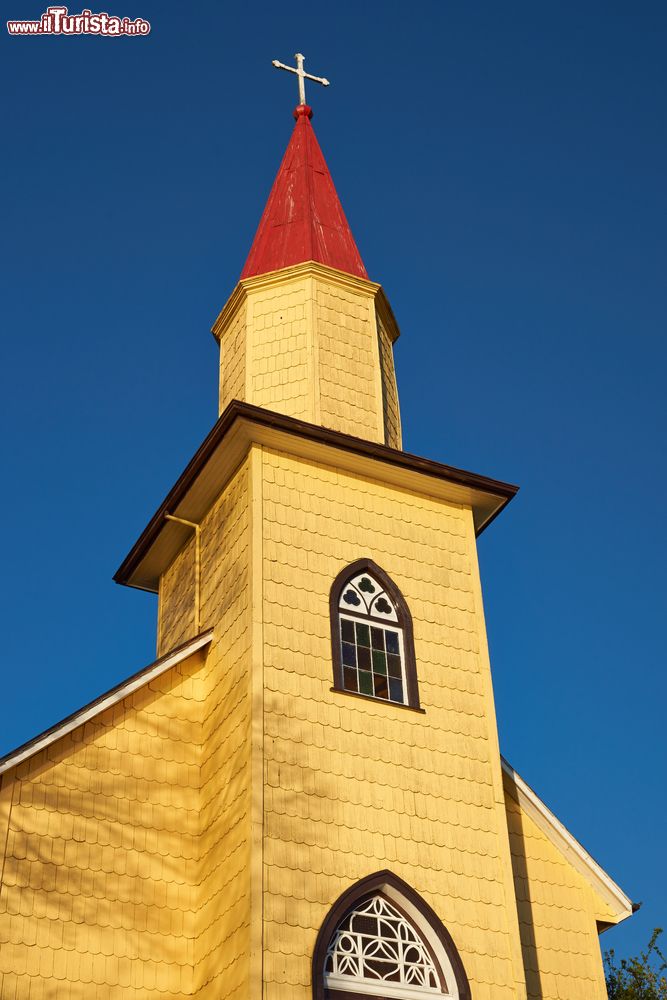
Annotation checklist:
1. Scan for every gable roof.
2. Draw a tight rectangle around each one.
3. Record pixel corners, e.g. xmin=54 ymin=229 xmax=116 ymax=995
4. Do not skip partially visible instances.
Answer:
xmin=501 ymin=756 xmax=633 ymax=922
xmin=0 ymin=630 xmax=213 ymax=777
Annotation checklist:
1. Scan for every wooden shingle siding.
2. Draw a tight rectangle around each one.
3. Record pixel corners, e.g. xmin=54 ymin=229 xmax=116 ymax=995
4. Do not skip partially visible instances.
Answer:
xmin=260 ymin=447 xmax=523 ymax=1000
xmin=218 ymin=303 xmax=247 ymax=414
xmin=159 ymin=535 xmax=197 ymax=655
xmin=212 ymin=264 xmax=390 ymax=446
xmin=195 ymin=459 xmax=252 ymax=999
xmin=0 ymin=652 xmax=206 ymax=999
xmin=377 ymin=314 xmax=402 ymax=449
xmin=506 ymin=791 xmax=612 ymax=999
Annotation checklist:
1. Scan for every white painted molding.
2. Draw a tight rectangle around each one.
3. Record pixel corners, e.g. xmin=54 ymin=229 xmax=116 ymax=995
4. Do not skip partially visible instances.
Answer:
xmin=0 ymin=631 xmax=213 ymax=776
xmin=501 ymin=756 xmax=633 ymax=921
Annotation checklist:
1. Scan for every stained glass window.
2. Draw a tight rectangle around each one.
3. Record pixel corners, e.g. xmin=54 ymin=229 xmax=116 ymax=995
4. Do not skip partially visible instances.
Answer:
xmin=324 ymin=894 xmax=449 ymax=997
xmin=338 ymin=571 xmax=406 ymax=705
xmin=331 ymin=560 xmax=420 ymax=710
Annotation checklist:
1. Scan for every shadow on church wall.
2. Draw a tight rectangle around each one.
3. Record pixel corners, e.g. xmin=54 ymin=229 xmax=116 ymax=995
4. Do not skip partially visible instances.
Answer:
xmin=0 ymin=650 xmax=213 ymax=997
xmin=503 ymin=773 xmax=544 ymax=1000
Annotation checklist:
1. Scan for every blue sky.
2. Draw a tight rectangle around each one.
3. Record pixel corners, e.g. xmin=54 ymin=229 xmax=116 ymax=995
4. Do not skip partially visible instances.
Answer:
xmin=2 ymin=0 xmax=665 ymax=961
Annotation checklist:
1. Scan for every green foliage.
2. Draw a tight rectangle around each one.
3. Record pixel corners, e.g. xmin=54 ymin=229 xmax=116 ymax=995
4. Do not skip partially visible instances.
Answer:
xmin=605 ymin=928 xmax=667 ymax=999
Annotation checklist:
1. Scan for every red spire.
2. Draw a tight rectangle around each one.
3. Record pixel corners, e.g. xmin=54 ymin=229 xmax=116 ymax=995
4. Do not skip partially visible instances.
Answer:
xmin=240 ymin=105 xmax=368 ymax=281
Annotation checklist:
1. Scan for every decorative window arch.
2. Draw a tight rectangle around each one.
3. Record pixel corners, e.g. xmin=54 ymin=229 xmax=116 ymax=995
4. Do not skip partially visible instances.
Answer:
xmin=330 ymin=559 xmax=420 ymax=709
xmin=312 ymin=871 xmax=471 ymax=1000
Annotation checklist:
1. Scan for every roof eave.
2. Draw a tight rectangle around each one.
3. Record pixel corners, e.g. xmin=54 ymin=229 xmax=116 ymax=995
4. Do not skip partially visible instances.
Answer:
xmin=501 ymin=756 xmax=634 ymax=923
xmin=211 ymin=261 xmax=383 ymax=343
xmin=0 ymin=631 xmax=214 ymax=777
xmin=114 ymin=401 xmax=519 ymax=594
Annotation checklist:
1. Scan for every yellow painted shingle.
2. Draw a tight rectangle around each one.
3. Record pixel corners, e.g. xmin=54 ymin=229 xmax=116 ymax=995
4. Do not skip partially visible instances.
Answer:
xmin=505 ymin=791 xmax=610 ymax=999
xmin=259 ymin=446 xmax=523 ymax=997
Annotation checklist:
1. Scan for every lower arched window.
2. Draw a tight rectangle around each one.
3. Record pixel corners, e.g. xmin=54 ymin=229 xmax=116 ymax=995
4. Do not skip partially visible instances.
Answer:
xmin=313 ymin=872 xmax=470 ymax=1000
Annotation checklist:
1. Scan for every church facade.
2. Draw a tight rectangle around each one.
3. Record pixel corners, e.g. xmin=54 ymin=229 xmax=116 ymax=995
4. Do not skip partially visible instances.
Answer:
xmin=0 ymin=83 xmax=632 ymax=1000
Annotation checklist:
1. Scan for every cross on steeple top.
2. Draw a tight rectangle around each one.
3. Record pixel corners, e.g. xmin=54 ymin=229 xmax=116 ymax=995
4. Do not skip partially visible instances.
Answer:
xmin=272 ymin=52 xmax=330 ymax=110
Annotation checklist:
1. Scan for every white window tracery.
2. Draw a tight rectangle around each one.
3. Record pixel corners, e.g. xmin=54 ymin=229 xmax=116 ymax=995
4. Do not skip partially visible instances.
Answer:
xmin=339 ymin=571 xmax=399 ymax=622
xmin=324 ymin=895 xmax=452 ymax=998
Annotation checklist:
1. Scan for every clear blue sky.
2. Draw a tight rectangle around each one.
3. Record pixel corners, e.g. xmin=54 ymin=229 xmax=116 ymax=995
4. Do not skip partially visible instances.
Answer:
xmin=2 ymin=0 xmax=665 ymax=961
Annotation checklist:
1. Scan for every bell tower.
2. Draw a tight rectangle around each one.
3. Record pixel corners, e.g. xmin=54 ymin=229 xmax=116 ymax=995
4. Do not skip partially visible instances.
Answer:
xmin=108 ymin=58 xmax=634 ymax=1000
xmin=124 ymin=75 xmax=532 ymax=999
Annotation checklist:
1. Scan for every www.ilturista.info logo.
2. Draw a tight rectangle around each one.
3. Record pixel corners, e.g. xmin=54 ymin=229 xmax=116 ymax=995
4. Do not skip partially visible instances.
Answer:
xmin=7 ymin=6 xmax=150 ymax=35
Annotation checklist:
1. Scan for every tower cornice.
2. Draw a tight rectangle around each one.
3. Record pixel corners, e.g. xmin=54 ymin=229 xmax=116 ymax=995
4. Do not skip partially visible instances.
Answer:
xmin=211 ymin=261 xmax=389 ymax=343
xmin=113 ymin=400 xmax=519 ymax=594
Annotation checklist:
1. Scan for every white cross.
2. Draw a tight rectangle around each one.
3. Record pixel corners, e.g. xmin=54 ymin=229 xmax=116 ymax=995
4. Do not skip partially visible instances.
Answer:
xmin=272 ymin=52 xmax=330 ymax=107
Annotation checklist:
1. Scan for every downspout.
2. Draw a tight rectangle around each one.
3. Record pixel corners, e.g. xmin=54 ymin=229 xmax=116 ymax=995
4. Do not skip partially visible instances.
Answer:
xmin=165 ymin=514 xmax=201 ymax=631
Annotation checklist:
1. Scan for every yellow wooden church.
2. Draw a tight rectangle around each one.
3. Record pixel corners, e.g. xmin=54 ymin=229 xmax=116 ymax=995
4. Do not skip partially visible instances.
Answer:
xmin=0 ymin=59 xmax=633 ymax=1000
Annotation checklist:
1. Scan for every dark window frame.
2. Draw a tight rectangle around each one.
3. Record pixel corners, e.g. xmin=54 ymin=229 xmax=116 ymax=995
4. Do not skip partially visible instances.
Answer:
xmin=312 ymin=870 xmax=471 ymax=1000
xmin=330 ymin=559 xmax=420 ymax=710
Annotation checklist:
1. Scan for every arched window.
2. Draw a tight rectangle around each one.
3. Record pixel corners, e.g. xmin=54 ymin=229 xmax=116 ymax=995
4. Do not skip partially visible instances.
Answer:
xmin=313 ymin=871 xmax=470 ymax=1000
xmin=330 ymin=559 xmax=419 ymax=709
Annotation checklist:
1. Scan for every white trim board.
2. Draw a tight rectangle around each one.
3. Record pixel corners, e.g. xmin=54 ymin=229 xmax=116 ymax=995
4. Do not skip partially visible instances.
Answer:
xmin=501 ymin=756 xmax=633 ymax=921
xmin=0 ymin=631 xmax=213 ymax=777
